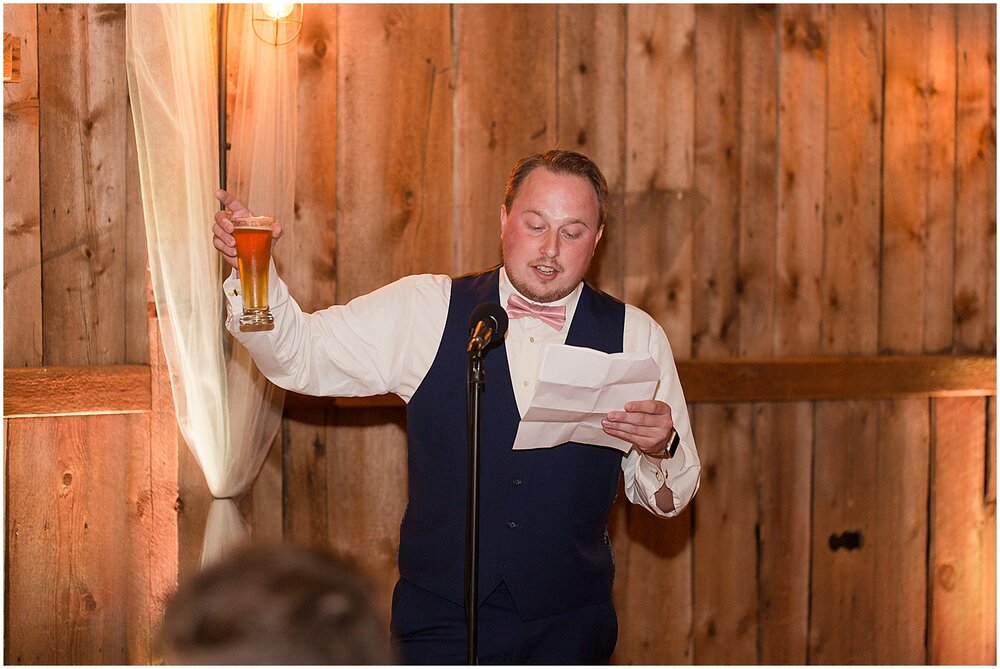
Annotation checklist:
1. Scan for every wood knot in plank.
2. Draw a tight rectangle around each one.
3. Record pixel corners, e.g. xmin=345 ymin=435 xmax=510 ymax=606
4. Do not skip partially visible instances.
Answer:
xmin=4 ymin=213 xmax=39 ymax=235
xmin=828 ymin=530 xmax=862 ymax=551
xmin=313 ymin=38 xmax=328 ymax=60
xmin=954 ymin=289 xmax=980 ymax=325
xmin=82 ymin=589 xmax=98 ymax=612
xmin=487 ymin=120 xmax=498 ymax=150
xmin=4 ymin=96 xmax=40 ymax=125
xmin=783 ymin=16 xmax=824 ymax=55
xmin=936 ymin=563 xmax=957 ymax=591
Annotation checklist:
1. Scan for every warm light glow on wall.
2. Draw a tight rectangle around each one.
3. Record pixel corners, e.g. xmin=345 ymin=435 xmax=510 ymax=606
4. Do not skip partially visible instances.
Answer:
xmin=261 ymin=3 xmax=295 ymax=20
xmin=252 ymin=3 xmax=303 ymax=45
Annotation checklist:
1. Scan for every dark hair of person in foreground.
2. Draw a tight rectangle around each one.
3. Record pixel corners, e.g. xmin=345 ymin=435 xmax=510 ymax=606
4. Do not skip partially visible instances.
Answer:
xmin=161 ymin=543 xmax=396 ymax=665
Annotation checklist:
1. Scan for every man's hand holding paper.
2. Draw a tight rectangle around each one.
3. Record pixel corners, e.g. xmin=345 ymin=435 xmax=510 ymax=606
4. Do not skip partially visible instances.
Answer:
xmin=512 ymin=344 xmax=674 ymax=454
xmin=602 ymin=399 xmax=674 ymax=455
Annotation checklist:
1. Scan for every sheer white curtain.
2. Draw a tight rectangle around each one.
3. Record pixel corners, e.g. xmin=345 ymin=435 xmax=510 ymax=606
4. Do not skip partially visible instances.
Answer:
xmin=125 ymin=4 xmax=296 ymax=565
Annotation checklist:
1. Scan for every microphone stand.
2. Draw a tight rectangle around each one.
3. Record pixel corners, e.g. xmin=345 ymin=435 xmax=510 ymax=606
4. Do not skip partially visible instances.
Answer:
xmin=465 ymin=346 xmax=485 ymax=665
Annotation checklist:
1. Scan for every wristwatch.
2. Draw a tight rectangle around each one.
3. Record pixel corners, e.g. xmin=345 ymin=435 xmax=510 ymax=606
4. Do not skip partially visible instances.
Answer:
xmin=649 ymin=428 xmax=680 ymax=459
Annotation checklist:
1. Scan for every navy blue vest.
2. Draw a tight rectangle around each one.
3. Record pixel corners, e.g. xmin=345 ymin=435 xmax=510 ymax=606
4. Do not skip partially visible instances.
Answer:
xmin=401 ymin=267 xmax=625 ymax=620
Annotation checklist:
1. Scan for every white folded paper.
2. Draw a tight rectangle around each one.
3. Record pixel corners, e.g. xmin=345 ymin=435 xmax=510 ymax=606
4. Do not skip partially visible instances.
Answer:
xmin=512 ymin=344 xmax=661 ymax=453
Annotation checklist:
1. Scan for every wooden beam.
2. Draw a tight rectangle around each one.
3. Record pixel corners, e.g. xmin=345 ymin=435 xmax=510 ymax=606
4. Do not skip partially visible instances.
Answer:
xmin=676 ymin=355 xmax=995 ymax=403
xmin=5 ymin=355 xmax=995 ymax=418
xmin=291 ymin=355 xmax=996 ymax=407
xmin=4 ymin=365 xmax=150 ymax=418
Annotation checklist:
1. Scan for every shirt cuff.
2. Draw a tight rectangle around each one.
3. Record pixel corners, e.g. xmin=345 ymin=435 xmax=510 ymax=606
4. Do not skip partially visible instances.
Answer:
xmin=640 ymin=441 xmax=697 ymax=512
xmin=636 ymin=452 xmax=672 ymax=510
xmin=223 ymin=268 xmax=242 ymax=329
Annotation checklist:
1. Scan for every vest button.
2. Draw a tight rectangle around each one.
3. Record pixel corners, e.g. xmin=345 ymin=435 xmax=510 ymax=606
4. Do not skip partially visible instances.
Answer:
xmin=512 ymin=478 xmax=522 ymax=486
xmin=508 ymin=521 xmax=517 ymax=529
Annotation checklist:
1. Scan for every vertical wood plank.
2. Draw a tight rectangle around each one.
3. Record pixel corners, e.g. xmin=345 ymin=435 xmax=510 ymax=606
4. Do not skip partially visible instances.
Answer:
xmin=692 ymin=5 xmax=739 ymax=360
xmin=556 ymin=4 xmax=626 ymax=297
xmin=954 ymin=4 xmax=996 ymax=354
xmin=809 ymin=401 xmax=879 ymax=662
xmin=919 ymin=4 xmax=960 ymax=355
xmin=736 ymin=5 xmax=778 ymax=360
xmin=326 ymin=409 xmax=408 ymax=623
xmin=812 ymin=7 xmax=920 ymax=665
xmin=124 ymin=301 xmax=180 ymax=663
xmin=877 ymin=8 xmax=960 ymax=663
xmin=775 ymin=6 xmax=825 ymax=661
xmin=275 ymin=3 xmax=338 ymax=313
xmin=734 ymin=6 xmax=809 ymax=664
xmin=821 ymin=4 xmax=882 ymax=356
xmin=874 ymin=399 xmax=930 ymax=662
xmin=931 ymin=397 xmax=996 ymax=664
xmin=690 ymin=5 xmax=755 ymax=665
xmin=38 ymin=4 xmax=130 ymax=366
xmin=6 ymin=415 xmax=139 ymax=663
xmin=282 ymin=408 xmax=330 ymax=548
xmin=754 ymin=402 xmax=811 ymax=663
xmin=3 ymin=4 xmax=42 ymax=367
xmin=881 ymin=5 xmax=957 ymax=355
xmin=124 ymin=93 xmax=148 ymax=364
xmin=615 ymin=510 xmax=694 ymax=664
xmin=987 ymin=396 xmax=997 ymax=661
xmin=989 ymin=396 xmax=996 ymax=507
xmin=238 ymin=434 xmax=283 ymax=544
xmin=455 ymin=4 xmax=557 ymax=274
xmin=337 ymin=4 xmax=453 ymax=297
xmin=624 ymin=3 xmax=695 ymax=361
xmin=692 ymin=403 xmax=756 ymax=663
xmin=617 ymin=5 xmax=696 ymax=664
xmin=123 ymin=410 xmax=157 ymax=663
xmin=262 ymin=5 xmax=339 ymax=552
xmin=176 ymin=436 xmax=211 ymax=583
xmin=3 ymin=419 xmax=9 ymax=656
xmin=775 ymin=3 xmax=826 ymax=356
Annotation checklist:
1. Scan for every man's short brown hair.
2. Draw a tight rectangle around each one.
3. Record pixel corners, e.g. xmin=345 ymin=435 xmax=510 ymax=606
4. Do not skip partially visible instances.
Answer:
xmin=161 ymin=544 xmax=394 ymax=665
xmin=503 ymin=150 xmax=610 ymax=228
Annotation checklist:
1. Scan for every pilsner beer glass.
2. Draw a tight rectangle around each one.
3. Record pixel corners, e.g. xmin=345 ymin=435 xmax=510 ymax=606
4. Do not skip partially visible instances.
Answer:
xmin=232 ymin=215 xmax=275 ymax=332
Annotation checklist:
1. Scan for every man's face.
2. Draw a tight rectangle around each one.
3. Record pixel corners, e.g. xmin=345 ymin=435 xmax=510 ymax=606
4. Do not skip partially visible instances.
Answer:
xmin=500 ymin=168 xmax=604 ymax=303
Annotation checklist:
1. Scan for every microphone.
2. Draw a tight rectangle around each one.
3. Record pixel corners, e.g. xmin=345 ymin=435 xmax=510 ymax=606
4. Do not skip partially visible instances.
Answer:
xmin=468 ymin=302 xmax=509 ymax=354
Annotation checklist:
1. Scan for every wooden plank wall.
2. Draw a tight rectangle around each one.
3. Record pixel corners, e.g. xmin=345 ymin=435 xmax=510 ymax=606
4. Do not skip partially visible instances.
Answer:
xmin=4 ymin=3 xmax=167 ymax=665
xmin=3 ymin=3 xmax=996 ymax=665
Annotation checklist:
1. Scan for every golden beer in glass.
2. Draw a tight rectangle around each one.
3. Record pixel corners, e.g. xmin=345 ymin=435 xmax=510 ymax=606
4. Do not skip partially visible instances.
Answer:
xmin=232 ymin=215 xmax=275 ymax=332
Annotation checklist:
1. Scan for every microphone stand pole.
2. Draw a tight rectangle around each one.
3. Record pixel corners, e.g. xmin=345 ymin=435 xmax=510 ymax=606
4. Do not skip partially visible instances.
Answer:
xmin=465 ymin=348 xmax=485 ymax=665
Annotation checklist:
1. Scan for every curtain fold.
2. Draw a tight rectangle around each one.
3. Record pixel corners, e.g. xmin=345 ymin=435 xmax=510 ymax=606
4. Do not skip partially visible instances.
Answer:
xmin=125 ymin=4 xmax=294 ymax=563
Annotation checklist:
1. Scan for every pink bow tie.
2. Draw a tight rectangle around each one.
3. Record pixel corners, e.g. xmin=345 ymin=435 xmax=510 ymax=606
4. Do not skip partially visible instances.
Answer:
xmin=506 ymin=294 xmax=567 ymax=331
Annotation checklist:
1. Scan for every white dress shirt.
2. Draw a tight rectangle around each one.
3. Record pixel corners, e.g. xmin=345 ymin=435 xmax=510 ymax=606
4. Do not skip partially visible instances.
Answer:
xmin=224 ymin=265 xmax=700 ymax=518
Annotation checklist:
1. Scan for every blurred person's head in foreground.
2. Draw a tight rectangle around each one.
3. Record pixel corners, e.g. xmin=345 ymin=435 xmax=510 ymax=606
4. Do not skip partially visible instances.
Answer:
xmin=161 ymin=543 xmax=395 ymax=665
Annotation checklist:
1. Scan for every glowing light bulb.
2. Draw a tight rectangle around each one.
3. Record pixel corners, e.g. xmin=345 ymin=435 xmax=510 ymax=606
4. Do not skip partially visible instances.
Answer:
xmin=261 ymin=3 xmax=294 ymax=20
